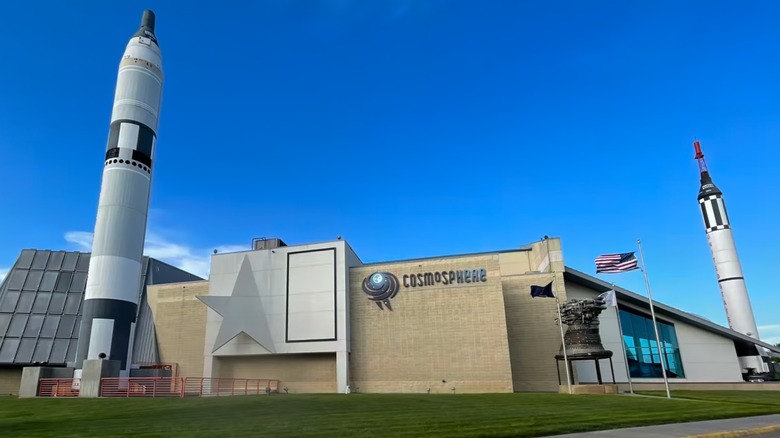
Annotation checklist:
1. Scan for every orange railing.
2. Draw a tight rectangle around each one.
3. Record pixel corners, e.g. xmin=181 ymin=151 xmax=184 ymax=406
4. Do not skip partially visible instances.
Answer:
xmin=38 ymin=378 xmax=80 ymax=397
xmin=181 ymin=378 xmax=280 ymax=397
xmin=100 ymin=377 xmax=183 ymax=397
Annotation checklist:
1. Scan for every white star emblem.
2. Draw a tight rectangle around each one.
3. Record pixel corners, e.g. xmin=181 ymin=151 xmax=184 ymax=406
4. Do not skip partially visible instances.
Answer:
xmin=198 ymin=256 xmax=275 ymax=353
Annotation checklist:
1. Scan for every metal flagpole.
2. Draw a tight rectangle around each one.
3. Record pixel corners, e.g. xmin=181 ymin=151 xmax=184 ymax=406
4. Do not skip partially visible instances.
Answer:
xmin=636 ymin=239 xmax=671 ymax=399
xmin=545 ymin=238 xmax=572 ymax=395
xmin=611 ymin=283 xmax=634 ymax=395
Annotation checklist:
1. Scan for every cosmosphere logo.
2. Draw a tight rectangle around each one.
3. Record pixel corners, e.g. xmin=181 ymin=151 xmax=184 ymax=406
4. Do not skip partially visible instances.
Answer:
xmin=361 ymin=272 xmax=400 ymax=311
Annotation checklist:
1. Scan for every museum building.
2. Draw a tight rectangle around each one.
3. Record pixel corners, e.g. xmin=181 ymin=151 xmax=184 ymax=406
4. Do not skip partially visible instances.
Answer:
xmin=0 ymin=237 xmax=778 ymax=395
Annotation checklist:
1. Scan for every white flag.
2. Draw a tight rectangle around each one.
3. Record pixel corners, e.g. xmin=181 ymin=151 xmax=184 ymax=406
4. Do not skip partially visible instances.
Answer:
xmin=599 ymin=290 xmax=617 ymax=307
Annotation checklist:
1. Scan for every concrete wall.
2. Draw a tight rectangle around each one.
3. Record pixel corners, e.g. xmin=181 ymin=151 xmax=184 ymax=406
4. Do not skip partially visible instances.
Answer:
xmin=0 ymin=368 xmax=21 ymax=396
xmin=349 ymin=254 xmax=513 ymax=393
xmin=147 ymin=281 xmax=208 ymax=377
xmin=214 ymin=353 xmax=335 ymax=393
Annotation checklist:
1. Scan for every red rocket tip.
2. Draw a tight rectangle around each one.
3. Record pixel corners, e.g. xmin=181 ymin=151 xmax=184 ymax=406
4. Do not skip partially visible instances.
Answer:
xmin=693 ymin=140 xmax=704 ymax=159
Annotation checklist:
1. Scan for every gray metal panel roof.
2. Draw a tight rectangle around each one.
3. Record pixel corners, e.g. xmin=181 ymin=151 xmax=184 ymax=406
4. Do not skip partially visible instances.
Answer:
xmin=563 ymin=266 xmax=780 ymax=355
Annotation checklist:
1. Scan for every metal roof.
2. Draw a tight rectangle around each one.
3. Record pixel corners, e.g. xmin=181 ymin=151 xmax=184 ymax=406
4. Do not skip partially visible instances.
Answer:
xmin=564 ymin=266 xmax=780 ymax=355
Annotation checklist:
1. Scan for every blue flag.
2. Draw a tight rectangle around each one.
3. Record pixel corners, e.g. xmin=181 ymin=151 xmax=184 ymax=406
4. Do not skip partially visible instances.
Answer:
xmin=530 ymin=281 xmax=555 ymax=298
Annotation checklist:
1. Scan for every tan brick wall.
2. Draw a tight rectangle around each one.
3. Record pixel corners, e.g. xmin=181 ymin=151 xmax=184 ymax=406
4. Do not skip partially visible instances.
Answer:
xmin=0 ymin=368 xmax=21 ymax=396
xmin=215 ymin=354 xmax=335 ymax=393
xmin=147 ymin=281 xmax=209 ymax=378
xmin=349 ymin=255 xmax=514 ymax=393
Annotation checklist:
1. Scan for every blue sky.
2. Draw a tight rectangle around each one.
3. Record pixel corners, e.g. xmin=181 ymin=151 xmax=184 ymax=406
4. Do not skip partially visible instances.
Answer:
xmin=1 ymin=1 xmax=778 ymax=343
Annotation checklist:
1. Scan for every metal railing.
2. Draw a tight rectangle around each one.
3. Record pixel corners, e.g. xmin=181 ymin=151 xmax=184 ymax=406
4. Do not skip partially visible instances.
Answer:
xmin=100 ymin=377 xmax=183 ymax=398
xmin=181 ymin=378 xmax=280 ymax=397
xmin=38 ymin=378 xmax=80 ymax=397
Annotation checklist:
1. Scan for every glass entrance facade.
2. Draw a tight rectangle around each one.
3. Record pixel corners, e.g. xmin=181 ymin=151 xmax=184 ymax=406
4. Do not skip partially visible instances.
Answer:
xmin=619 ymin=308 xmax=685 ymax=378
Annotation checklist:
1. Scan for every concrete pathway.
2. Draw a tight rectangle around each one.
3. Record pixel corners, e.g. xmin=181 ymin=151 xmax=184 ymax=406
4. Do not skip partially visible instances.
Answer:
xmin=549 ymin=414 xmax=780 ymax=437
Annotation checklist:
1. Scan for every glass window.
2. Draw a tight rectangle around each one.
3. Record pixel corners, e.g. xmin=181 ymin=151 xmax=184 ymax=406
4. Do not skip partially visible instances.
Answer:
xmin=16 ymin=338 xmax=36 ymax=363
xmin=31 ymin=251 xmax=50 ymax=270
xmin=48 ymin=294 xmax=66 ymax=314
xmin=41 ymin=315 xmax=60 ymax=338
xmin=69 ymin=272 xmax=88 ymax=293
xmin=22 ymin=270 xmax=43 ymax=291
xmin=6 ymin=270 xmax=28 ymax=291
xmin=54 ymin=272 xmax=72 ymax=293
xmin=0 ymin=314 xmax=12 ymax=335
xmin=61 ymin=253 xmax=79 ymax=271
xmin=16 ymin=292 xmax=35 ymax=313
xmin=619 ymin=309 xmax=685 ymax=378
xmin=0 ymin=338 xmax=20 ymax=362
xmin=23 ymin=314 xmax=44 ymax=337
xmin=7 ymin=314 xmax=28 ymax=337
xmin=0 ymin=292 xmax=20 ymax=312
xmin=32 ymin=293 xmax=52 ymax=314
xmin=17 ymin=250 xmax=35 ymax=269
xmin=66 ymin=339 xmax=78 ymax=362
xmin=50 ymin=339 xmax=69 ymax=364
xmin=64 ymin=294 xmax=81 ymax=315
xmin=39 ymin=271 xmax=58 ymax=292
xmin=46 ymin=252 xmax=64 ymax=271
xmin=72 ymin=316 xmax=81 ymax=338
xmin=33 ymin=339 xmax=53 ymax=363
xmin=56 ymin=315 xmax=76 ymax=339
xmin=76 ymin=253 xmax=90 ymax=271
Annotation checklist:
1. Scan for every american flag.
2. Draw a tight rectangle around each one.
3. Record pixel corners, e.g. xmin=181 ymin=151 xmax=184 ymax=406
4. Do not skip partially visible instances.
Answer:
xmin=595 ymin=252 xmax=639 ymax=273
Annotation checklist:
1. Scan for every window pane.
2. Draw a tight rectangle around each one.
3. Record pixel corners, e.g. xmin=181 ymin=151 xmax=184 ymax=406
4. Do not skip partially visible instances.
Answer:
xmin=6 ymin=270 xmax=28 ymax=291
xmin=16 ymin=292 xmax=35 ymax=313
xmin=39 ymin=271 xmax=58 ymax=292
xmin=62 ymin=253 xmax=78 ymax=271
xmin=23 ymin=314 xmax=44 ymax=337
xmin=0 ymin=292 xmax=20 ymax=312
xmin=66 ymin=339 xmax=78 ymax=362
xmin=41 ymin=315 xmax=60 ymax=338
xmin=33 ymin=339 xmax=53 ymax=363
xmin=22 ymin=271 xmax=43 ymax=291
xmin=0 ymin=314 xmax=11 ymax=335
xmin=32 ymin=293 xmax=52 ymax=314
xmin=7 ymin=314 xmax=28 ymax=337
xmin=76 ymin=253 xmax=90 ymax=271
xmin=17 ymin=250 xmax=35 ymax=269
xmin=0 ymin=338 xmax=20 ymax=362
xmin=16 ymin=339 xmax=36 ymax=363
xmin=72 ymin=316 xmax=81 ymax=338
xmin=56 ymin=315 xmax=76 ymax=338
xmin=31 ymin=251 xmax=50 ymax=270
xmin=50 ymin=339 xmax=69 ymax=363
xmin=46 ymin=252 xmax=64 ymax=271
xmin=54 ymin=272 xmax=73 ymax=292
xmin=48 ymin=294 xmax=66 ymax=314
xmin=70 ymin=272 xmax=88 ymax=293
xmin=64 ymin=294 xmax=81 ymax=315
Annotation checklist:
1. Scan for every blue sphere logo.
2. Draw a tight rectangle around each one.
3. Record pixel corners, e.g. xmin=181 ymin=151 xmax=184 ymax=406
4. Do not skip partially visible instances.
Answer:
xmin=362 ymin=272 xmax=399 ymax=311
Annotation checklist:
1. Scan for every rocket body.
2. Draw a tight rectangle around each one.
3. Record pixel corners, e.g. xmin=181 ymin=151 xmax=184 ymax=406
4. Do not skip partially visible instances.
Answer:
xmin=75 ymin=10 xmax=163 ymax=373
xmin=696 ymin=142 xmax=765 ymax=372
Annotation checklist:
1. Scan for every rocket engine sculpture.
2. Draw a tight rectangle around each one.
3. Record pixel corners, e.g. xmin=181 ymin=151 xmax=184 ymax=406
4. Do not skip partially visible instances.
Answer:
xmin=74 ymin=10 xmax=164 ymax=377
xmin=694 ymin=140 xmax=767 ymax=373
xmin=557 ymin=296 xmax=613 ymax=360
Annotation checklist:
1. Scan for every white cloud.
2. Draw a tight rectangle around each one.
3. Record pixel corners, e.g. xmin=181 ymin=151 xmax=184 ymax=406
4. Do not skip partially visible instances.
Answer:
xmin=758 ymin=324 xmax=780 ymax=346
xmin=64 ymin=230 xmax=245 ymax=279
xmin=0 ymin=267 xmax=8 ymax=283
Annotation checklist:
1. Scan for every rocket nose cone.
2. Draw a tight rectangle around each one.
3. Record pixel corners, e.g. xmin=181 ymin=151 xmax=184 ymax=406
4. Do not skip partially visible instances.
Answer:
xmin=698 ymin=172 xmax=722 ymax=199
xmin=141 ymin=10 xmax=156 ymax=32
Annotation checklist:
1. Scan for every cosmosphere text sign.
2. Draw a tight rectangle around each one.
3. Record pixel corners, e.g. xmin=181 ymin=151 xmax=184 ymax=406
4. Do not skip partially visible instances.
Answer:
xmin=402 ymin=269 xmax=487 ymax=288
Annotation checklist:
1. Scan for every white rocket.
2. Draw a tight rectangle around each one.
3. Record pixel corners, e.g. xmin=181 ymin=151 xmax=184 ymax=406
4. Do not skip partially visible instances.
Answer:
xmin=75 ymin=10 xmax=163 ymax=375
xmin=695 ymin=140 xmax=765 ymax=373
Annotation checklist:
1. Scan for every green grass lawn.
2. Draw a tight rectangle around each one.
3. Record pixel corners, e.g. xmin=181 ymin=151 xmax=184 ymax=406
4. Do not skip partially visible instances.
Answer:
xmin=1 ymin=392 xmax=779 ymax=437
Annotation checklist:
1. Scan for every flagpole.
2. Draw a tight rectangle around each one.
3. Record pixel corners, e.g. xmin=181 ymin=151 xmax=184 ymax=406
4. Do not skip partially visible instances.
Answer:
xmin=636 ymin=239 xmax=671 ymax=399
xmin=611 ymin=283 xmax=634 ymax=395
xmin=555 ymin=291 xmax=572 ymax=395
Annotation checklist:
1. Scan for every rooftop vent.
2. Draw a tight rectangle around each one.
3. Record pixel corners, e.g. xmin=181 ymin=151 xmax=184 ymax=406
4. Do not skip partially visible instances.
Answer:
xmin=252 ymin=237 xmax=287 ymax=251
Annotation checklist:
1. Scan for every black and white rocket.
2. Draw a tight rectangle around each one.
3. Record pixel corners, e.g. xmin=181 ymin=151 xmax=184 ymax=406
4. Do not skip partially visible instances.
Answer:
xmin=75 ymin=10 xmax=163 ymax=375
xmin=695 ymin=140 xmax=765 ymax=372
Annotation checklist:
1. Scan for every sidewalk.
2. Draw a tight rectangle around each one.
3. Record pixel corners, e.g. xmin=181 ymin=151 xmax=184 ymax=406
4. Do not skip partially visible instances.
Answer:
xmin=550 ymin=414 xmax=780 ymax=437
